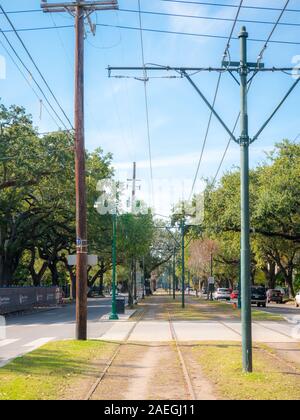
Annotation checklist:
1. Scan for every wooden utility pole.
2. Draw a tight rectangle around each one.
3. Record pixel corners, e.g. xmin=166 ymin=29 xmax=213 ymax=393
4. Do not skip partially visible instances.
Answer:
xmin=41 ymin=0 xmax=119 ymax=340
xmin=74 ymin=1 xmax=87 ymax=340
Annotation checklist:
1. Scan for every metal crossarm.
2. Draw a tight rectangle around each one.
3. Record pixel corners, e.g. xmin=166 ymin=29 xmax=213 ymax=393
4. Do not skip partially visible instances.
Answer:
xmin=252 ymin=76 xmax=300 ymax=143
xmin=183 ymin=72 xmax=238 ymax=144
xmin=222 ymin=60 xmax=265 ymax=69
xmin=107 ymin=25 xmax=300 ymax=373
xmin=41 ymin=1 xmax=119 ymax=12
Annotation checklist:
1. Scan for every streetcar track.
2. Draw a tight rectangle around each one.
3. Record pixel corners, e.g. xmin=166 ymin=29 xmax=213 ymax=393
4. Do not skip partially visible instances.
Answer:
xmin=167 ymin=312 xmax=197 ymax=400
xmin=218 ymin=320 xmax=300 ymax=374
xmin=252 ymin=320 xmax=295 ymax=340
xmin=85 ymin=308 xmax=146 ymax=401
xmin=86 ymin=302 xmax=198 ymax=401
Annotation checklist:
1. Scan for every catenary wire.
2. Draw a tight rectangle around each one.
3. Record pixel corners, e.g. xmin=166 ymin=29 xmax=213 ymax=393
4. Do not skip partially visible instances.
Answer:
xmin=160 ymin=0 xmax=300 ymax=13
xmin=189 ymin=0 xmax=244 ymax=200
xmin=0 ymin=5 xmax=73 ymax=130
xmin=210 ymin=0 xmax=291 ymax=186
xmin=138 ymin=0 xmax=155 ymax=207
xmin=0 ymin=26 xmax=72 ymax=131
xmin=0 ymin=37 xmax=64 ymax=130
xmin=1 ymin=23 xmax=300 ymax=47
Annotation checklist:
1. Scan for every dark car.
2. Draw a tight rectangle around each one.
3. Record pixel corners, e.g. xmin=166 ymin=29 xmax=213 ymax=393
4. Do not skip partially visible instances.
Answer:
xmin=267 ymin=289 xmax=283 ymax=304
xmin=251 ymin=286 xmax=267 ymax=308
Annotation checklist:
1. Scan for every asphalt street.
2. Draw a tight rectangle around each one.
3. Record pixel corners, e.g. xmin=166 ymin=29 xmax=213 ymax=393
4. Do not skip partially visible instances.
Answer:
xmin=258 ymin=303 xmax=300 ymax=322
xmin=1 ymin=298 xmax=299 ymax=368
xmin=0 ymin=298 xmax=116 ymax=367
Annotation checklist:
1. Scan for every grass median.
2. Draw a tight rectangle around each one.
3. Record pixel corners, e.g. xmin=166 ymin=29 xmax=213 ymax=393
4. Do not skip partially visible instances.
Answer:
xmin=0 ymin=340 xmax=118 ymax=400
xmin=154 ymin=295 xmax=284 ymax=321
xmin=189 ymin=341 xmax=300 ymax=400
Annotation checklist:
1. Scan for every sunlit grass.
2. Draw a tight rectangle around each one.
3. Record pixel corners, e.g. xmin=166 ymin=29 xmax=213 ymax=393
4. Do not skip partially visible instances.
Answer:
xmin=192 ymin=342 xmax=300 ymax=400
xmin=0 ymin=340 xmax=117 ymax=400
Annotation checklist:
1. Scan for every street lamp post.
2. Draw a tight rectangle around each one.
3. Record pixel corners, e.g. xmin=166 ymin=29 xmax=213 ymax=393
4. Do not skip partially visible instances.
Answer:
xmin=181 ymin=219 xmax=185 ymax=309
xmin=142 ymin=257 xmax=145 ymax=300
xmin=173 ymin=247 xmax=176 ymax=300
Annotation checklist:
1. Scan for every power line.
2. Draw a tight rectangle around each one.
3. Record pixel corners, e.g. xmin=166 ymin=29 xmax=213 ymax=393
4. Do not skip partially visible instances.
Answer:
xmin=160 ymin=0 xmax=300 ymax=13
xmin=95 ymin=23 xmax=300 ymax=46
xmin=0 ymin=27 xmax=71 ymax=131
xmin=189 ymin=0 xmax=244 ymax=199
xmin=0 ymin=37 xmax=64 ymax=129
xmin=138 ymin=0 xmax=154 ymax=206
xmin=4 ymin=7 xmax=300 ymax=28
xmin=4 ymin=1 xmax=300 ymax=14
xmin=117 ymin=8 xmax=300 ymax=28
xmin=257 ymin=0 xmax=291 ymax=63
xmin=0 ymin=5 xmax=73 ymax=130
xmin=0 ymin=9 xmax=42 ymax=15
xmin=1 ymin=22 xmax=300 ymax=47
xmin=210 ymin=0 xmax=291 ymax=186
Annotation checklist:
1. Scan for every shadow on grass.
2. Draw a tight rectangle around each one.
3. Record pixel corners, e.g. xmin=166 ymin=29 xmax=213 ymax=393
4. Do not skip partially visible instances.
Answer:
xmin=0 ymin=341 xmax=116 ymax=380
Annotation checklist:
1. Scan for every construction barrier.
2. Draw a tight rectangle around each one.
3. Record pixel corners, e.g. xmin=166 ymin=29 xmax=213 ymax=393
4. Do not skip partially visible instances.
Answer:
xmin=0 ymin=287 xmax=62 ymax=315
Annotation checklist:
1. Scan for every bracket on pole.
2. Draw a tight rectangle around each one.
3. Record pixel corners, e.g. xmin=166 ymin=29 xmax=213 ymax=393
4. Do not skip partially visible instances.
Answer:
xmin=183 ymin=71 xmax=238 ymax=144
xmin=222 ymin=61 xmax=265 ymax=70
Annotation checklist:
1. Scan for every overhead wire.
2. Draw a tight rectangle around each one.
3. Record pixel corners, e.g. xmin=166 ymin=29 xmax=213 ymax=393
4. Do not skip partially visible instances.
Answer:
xmin=159 ymin=0 xmax=300 ymax=13
xmin=0 ymin=26 xmax=71 ymax=131
xmin=3 ymin=2 xmax=300 ymax=15
xmin=188 ymin=0 xmax=244 ymax=200
xmin=0 ymin=36 xmax=64 ymax=130
xmin=0 ymin=21 xmax=300 ymax=47
xmin=210 ymin=0 xmax=291 ymax=186
xmin=137 ymin=0 xmax=155 ymax=208
xmin=0 ymin=5 xmax=73 ymax=130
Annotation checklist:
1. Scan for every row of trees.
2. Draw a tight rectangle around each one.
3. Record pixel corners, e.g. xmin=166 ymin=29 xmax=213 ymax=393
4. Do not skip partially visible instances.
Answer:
xmin=185 ymin=140 xmax=300 ymax=297
xmin=3 ymin=103 xmax=298 ymax=298
xmin=0 ymin=103 xmax=164 ymax=293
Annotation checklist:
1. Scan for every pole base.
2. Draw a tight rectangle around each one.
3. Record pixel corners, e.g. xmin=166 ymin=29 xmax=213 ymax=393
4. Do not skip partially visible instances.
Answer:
xmin=109 ymin=313 xmax=119 ymax=320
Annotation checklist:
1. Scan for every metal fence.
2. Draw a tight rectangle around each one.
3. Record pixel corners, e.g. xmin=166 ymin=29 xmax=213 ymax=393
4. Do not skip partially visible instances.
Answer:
xmin=0 ymin=287 xmax=62 ymax=315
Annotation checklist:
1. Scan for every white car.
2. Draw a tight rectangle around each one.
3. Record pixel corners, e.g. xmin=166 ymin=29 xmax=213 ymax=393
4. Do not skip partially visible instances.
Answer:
xmin=296 ymin=292 xmax=300 ymax=308
xmin=213 ymin=288 xmax=231 ymax=301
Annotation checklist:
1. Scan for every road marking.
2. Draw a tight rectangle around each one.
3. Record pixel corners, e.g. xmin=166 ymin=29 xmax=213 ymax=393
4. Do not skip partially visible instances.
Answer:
xmin=23 ymin=337 xmax=56 ymax=349
xmin=0 ymin=339 xmax=20 ymax=348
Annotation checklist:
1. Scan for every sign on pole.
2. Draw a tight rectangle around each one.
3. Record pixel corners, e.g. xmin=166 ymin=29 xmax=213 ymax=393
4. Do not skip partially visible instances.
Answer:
xmin=67 ymin=255 xmax=98 ymax=267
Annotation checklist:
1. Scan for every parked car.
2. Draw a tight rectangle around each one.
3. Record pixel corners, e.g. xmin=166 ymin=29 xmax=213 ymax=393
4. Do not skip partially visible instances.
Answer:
xmin=251 ymin=286 xmax=267 ymax=307
xmin=230 ymin=290 xmax=239 ymax=300
xmin=267 ymin=289 xmax=283 ymax=304
xmin=296 ymin=292 xmax=300 ymax=308
xmin=213 ymin=288 xmax=231 ymax=301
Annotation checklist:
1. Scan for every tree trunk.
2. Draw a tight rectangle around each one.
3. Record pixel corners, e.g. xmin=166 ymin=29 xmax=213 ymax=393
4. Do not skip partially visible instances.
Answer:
xmin=0 ymin=260 xmax=15 ymax=287
xmin=28 ymin=248 xmax=48 ymax=286
xmin=49 ymin=261 xmax=59 ymax=286
xmin=262 ymin=261 xmax=277 ymax=289
xmin=99 ymin=262 xmax=105 ymax=296
xmin=286 ymin=272 xmax=295 ymax=298
xmin=128 ymin=261 xmax=134 ymax=307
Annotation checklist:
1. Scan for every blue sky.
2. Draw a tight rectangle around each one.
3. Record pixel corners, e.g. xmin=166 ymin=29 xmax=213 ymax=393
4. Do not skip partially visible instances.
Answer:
xmin=0 ymin=0 xmax=300 ymax=215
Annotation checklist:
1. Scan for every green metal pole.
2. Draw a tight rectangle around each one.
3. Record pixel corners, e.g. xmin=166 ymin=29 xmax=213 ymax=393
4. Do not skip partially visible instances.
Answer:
xmin=238 ymin=260 xmax=242 ymax=310
xmin=239 ymin=26 xmax=252 ymax=373
xmin=142 ymin=257 xmax=145 ymax=299
xmin=181 ymin=219 xmax=185 ymax=309
xmin=173 ymin=247 xmax=176 ymax=300
xmin=169 ymin=262 xmax=172 ymax=295
xmin=109 ymin=213 xmax=119 ymax=320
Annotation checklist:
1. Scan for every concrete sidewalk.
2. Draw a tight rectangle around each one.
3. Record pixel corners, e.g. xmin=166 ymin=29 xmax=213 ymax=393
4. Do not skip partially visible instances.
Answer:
xmin=98 ymin=320 xmax=300 ymax=343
